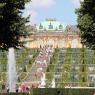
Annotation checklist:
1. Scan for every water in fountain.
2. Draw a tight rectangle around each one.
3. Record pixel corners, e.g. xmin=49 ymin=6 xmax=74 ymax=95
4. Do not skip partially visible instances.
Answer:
xmin=51 ymin=79 xmax=55 ymax=88
xmin=7 ymin=48 xmax=17 ymax=92
xmin=39 ymin=73 xmax=46 ymax=88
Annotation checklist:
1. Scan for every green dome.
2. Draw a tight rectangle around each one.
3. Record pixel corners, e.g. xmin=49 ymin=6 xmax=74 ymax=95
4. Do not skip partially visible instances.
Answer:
xmin=36 ymin=19 xmax=66 ymax=31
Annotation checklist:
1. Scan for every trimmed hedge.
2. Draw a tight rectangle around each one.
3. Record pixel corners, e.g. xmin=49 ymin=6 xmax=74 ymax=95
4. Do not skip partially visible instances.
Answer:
xmin=1 ymin=88 xmax=95 ymax=95
xmin=33 ymin=88 xmax=95 ymax=95
xmin=0 ymin=93 xmax=30 ymax=95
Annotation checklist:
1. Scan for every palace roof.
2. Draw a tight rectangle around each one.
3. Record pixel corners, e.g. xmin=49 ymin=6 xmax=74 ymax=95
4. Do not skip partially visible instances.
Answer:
xmin=36 ymin=18 xmax=66 ymax=31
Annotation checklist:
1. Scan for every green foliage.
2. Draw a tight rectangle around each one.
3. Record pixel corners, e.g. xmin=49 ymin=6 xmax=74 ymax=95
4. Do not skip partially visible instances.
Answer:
xmin=0 ymin=0 xmax=30 ymax=50
xmin=33 ymin=88 xmax=95 ymax=95
xmin=23 ymin=66 xmax=27 ymax=72
xmin=0 ymin=93 xmax=31 ymax=95
xmin=29 ymin=60 xmax=32 ymax=64
xmin=47 ymin=67 xmax=50 ymax=72
xmin=76 ymin=0 xmax=95 ymax=49
xmin=1 ymin=88 xmax=95 ymax=95
xmin=19 ymin=72 xmax=27 ymax=81
xmin=18 ymin=77 xmax=21 ymax=82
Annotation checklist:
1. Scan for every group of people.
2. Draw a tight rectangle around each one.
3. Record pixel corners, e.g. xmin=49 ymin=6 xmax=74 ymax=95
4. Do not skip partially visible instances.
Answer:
xmin=1 ymin=83 xmax=31 ymax=93
xmin=15 ymin=84 xmax=31 ymax=93
xmin=35 ymin=45 xmax=53 ymax=65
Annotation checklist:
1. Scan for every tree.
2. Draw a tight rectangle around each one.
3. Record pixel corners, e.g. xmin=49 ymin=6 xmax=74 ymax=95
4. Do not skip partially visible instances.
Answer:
xmin=76 ymin=0 xmax=95 ymax=49
xmin=0 ymin=0 xmax=30 ymax=50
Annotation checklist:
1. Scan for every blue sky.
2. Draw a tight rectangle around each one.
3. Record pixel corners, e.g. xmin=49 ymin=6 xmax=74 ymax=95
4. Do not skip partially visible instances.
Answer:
xmin=24 ymin=0 xmax=83 ymax=25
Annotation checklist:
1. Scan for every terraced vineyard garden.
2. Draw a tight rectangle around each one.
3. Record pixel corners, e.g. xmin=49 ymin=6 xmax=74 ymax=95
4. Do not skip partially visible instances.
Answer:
xmin=0 ymin=48 xmax=40 ymax=86
xmin=0 ymin=47 xmax=95 ymax=94
xmin=45 ymin=48 xmax=95 ymax=88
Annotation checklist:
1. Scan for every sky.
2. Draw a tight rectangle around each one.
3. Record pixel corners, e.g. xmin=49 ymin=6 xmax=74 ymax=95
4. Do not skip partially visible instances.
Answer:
xmin=24 ymin=0 xmax=83 ymax=25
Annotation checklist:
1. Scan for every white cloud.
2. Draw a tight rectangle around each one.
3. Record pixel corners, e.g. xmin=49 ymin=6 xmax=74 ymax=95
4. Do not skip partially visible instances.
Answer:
xmin=24 ymin=2 xmax=38 ymax=24
xmin=71 ymin=0 xmax=84 ymax=8
xmin=24 ymin=0 xmax=56 ymax=25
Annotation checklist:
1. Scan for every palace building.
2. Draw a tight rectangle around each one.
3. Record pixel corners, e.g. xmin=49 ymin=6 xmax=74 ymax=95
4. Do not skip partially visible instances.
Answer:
xmin=23 ymin=18 xmax=82 ymax=48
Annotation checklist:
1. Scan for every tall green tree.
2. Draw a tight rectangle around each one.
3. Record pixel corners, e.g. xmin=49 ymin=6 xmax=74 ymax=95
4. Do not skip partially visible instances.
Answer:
xmin=76 ymin=0 xmax=95 ymax=49
xmin=0 ymin=0 xmax=30 ymax=50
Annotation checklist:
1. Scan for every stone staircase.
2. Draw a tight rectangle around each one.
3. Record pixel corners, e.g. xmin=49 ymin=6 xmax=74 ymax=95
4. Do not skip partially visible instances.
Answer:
xmin=23 ymin=46 xmax=53 ymax=84
xmin=23 ymin=63 xmax=47 ymax=82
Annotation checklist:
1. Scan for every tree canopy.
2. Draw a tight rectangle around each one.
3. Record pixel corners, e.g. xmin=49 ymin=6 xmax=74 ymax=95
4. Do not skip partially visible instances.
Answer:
xmin=76 ymin=0 xmax=95 ymax=49
xmin=0 ymin=0 xmax=30 ymax=50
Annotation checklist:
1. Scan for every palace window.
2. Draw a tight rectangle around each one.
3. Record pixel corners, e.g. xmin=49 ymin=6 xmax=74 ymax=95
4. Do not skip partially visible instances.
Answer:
xmin=49 ymin=23 xmax=53 ymax=29
xmin=44 ymin=27 xmax=46 ymax=31
xmin=39 ymin=23 xmax=43 ymax=29
xmin=55 ymin=27 xmax=58 ymax=30
xmin=59 ymin=24 xmax=63 ymax=29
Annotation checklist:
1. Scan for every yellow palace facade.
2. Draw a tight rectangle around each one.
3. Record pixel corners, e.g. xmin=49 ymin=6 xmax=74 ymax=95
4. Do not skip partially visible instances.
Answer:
xmin=23 ymin=19 xmax=82 ymax=48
